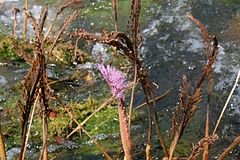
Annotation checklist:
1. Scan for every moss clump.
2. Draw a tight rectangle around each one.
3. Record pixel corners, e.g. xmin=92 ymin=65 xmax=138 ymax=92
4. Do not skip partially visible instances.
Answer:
xmin=0 ymin=37 xmax=21 ymax=61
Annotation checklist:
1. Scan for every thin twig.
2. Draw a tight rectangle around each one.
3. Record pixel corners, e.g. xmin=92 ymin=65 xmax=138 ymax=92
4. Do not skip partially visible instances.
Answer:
xmin=0 ymin=123 xmax=6 ymax=160
xmin=218 ymin=135 xmax=240 ymax=160
xmin=135 ymin=89 xmax=171 ymax=110
xmin=213 ymin=69 xmax=240 ymax=135
xmin=128 ymin=63 xmax=137 ymax=129
xmin=66 ymin=109 xmax=112 ymax=160
xmin=66 ymin=96 xmax=115 ymax=138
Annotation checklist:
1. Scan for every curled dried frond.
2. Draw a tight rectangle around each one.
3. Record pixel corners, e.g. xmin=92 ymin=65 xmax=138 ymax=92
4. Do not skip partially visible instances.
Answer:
xmin=187 ymin=13 xmax=211 ymax=57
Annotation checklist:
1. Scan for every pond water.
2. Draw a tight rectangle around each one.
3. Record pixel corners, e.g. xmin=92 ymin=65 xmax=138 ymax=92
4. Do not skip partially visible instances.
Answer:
xmin=0 ymin=0 xmax=239 ymax=159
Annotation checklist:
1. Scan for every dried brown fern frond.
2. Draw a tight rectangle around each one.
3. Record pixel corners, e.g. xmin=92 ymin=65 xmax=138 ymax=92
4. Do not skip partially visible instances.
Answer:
xmin=169 ymin=14 xmax=219 ymax=160
xmin=18 ymin=10 xmax=51 ymax=160
xmin=187 ymin=13 xmax=211 ymax=58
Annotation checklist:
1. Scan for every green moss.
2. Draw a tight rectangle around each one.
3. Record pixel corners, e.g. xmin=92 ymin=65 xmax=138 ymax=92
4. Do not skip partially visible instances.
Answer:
xmin=85 ymin=107 xmax=119 ymax=135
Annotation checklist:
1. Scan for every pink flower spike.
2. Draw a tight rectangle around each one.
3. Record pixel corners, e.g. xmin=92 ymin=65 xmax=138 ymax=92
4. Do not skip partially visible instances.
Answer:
xmin=97 ymin=64 xmax=128 ymax=99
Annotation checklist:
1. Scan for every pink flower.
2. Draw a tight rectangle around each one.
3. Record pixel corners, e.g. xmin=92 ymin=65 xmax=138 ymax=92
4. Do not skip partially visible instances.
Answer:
xmin=97 ymin=64 xmax=128 ymax=99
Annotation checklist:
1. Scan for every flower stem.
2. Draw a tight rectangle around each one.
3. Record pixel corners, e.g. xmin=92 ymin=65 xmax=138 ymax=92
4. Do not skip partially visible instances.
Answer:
xmin=118 ymin=99 xmax=132 ymax=160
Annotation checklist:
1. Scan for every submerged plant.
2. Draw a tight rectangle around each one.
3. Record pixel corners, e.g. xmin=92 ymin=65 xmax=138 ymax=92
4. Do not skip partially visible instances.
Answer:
xmin=98 ymin=63 xmax=132 ymax=160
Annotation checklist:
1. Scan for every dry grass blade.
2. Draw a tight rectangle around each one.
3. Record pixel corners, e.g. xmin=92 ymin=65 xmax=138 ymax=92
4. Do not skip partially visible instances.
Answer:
xmin=66 ymin=96 xmax=115 ymax=139
xmin=213 ymin=69 xmax=240 ymax=135
xmin=188 ymin=134 xmax=218 ymax=160
xmin=49 ymin=10 xmax=81 ymax=56
xmin=218 ymin=135 xmax=240 ymax=160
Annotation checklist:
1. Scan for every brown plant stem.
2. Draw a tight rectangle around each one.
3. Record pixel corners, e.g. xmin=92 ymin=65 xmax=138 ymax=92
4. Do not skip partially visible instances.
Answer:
xmin=145 ymin=97 xmax=152 ymax=160
xmin=0 ymin=124 xmax=6 ymax=160
xmin=112 ymin=0 xmax=118 ymax=31
xmin=22 ymin=94 xmax=39 ymax=160
xmin=118 ymin=98 xmax=132 ymax=160
xmin=39 ymin=102 xmax=48 ymax=160
xmin=218 ymin=135 xmax=240 ymax=160
xmin=153 ymin=110 xmax=169 ymax=157
xmin=23 ymin=0 xmax=28 ymax=40
xmin=12 ymin=7 xmax=20 ymax=38
xmin=202 ymin=104 xmax=209 ymax=160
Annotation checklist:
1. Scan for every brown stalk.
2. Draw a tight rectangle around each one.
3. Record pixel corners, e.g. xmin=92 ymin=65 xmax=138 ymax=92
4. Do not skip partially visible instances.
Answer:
xmin=66 ymin=109 xmax=112 ymax=160
xmin=118 ymin=99 xmax=132 ymax=160
xmin=218 ymin=135 xmax=240 ymax=160
xmin=44 ymin=0 xmax=83 ymax=41
xmin=39 ymin=106 xmax=48 ymax=160
xmin=12 ymin=7 xmax=20 ymax=38
xmin=23 ymin=0 xmax=28 ymax=40
xmin=0 ymin=124 xmax=6 ymax=160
